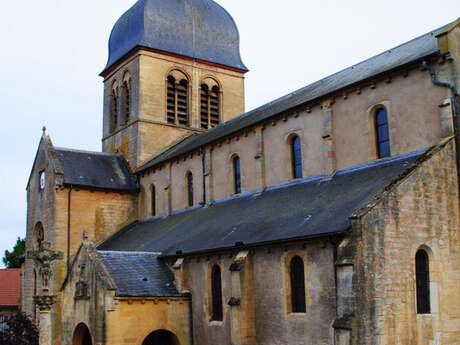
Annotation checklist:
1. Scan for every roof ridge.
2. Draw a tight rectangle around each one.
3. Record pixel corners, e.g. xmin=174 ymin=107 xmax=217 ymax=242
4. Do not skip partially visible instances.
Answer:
xmin=54 ymin=147 xmax=120 ymax=157
xmin=98 ymin=250 xmax=162 ymax=255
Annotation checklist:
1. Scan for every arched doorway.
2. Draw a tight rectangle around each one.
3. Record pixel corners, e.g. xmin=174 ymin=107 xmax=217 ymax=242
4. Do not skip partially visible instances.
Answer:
xmin=72 ymin=323 xmax=93 ymax=345
xmin=142 ymin=330 xmax=180 ymax=345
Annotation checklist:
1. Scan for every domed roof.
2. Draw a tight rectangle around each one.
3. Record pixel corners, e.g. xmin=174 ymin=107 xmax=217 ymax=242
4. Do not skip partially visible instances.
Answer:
xmin=102 ymin=0 xmax=248 ymax=74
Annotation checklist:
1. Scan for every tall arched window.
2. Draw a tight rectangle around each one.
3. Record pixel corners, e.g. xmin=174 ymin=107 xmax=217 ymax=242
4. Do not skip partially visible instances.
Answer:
xmin=290 ymin=256 xmax=306 ymax=313
xmin=290 ymin=135 xmax=303 ymax=179
xmin=416 ymin=249 xmax=430 ymax=314
xmin=211 ymin=265 xmax=223 ymax=321
xmin=150 ymin=184 xmax=156 ymax=217
xmin=186 ymin=171 xmax=194 ymax=207
xmin=233 ymin=155 xmax=241 ymax=194
xmin=375 ymin=107 xmax=390 ymax=158
xmin=121 ymin=77 xmax=131 ymax=125
xmin=166 ymin=72 xmax=189 ymax=126
xmin=200 ymin=80 xmax=221 ymax=129
xmin=110 ymin=86 xmax=119 ymax=132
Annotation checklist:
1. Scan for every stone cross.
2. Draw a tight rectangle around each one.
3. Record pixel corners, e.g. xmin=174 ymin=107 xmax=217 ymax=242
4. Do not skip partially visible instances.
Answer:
xmin=27 ymin=241 xmax=63 ymax=291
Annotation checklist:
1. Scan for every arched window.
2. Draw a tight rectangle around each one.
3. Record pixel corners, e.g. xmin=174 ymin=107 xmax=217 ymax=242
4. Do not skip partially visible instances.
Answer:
xmin=290 ymin=135 xmax=303 ymax=179
xmin=166 ymin=72 xmax=189 ymax=126
xmin=186 ymin=171 xmax=194 ymax=207
xmin=200 ymin=80 xmax=221 ymax=129
xmin=211 ymin=265 xmax=223 ymax=321
xmin=232 ymin=155 xmax=241 ymax=194
xmin=150 ymin=184 xmax=156 ymax=217
xmin=121 ymin=77 xmax=131 ymax=125
xmin=290 ymin=256 xmax=306 ymax=313
xmin=110 ymin=86 xmax=119 ymax=132
xmin=375 ymin=107 xmax=390 ymax=158
xmin=416 ymin=249 xmax=430 ymax=314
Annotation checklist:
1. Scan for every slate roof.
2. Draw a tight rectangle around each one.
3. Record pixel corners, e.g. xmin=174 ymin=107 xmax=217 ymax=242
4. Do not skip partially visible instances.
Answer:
xmin=54 ymin=148 xmax=138 ymax=192
xmin=100 ymin=150 xmax=425 ymax=257
xmin=98 ymin=251 xmax=181 ymax=297
xmin=138 ymin=22 xmax=449 ymax=173
xmin=0 ymin=269 xmax=21 ymax=307
xmin=102 ymin=0 xmax=247 ymax=74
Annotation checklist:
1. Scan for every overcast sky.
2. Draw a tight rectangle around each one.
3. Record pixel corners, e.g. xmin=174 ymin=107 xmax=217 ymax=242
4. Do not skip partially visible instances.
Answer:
xmin=1 ymin=0 xmax=459 ymax=267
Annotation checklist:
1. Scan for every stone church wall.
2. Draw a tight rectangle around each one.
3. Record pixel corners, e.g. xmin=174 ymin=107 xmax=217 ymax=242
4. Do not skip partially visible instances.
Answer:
xmin=138 ymin=61 xmax=454 ymax=222
xmin=353 ymin=139 xmax=460 ymax=344
xmin=178 ymin=240 xmax=336 ymax=345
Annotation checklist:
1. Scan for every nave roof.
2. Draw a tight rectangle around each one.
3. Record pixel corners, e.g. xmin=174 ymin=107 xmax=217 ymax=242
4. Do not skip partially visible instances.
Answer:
xmin=100 ymin=149 xmax=429 ymax=257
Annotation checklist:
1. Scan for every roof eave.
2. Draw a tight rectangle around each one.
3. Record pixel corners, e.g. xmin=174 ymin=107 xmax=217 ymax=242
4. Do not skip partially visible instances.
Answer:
xmin=159 ymin=229 xmax=349 ymax=260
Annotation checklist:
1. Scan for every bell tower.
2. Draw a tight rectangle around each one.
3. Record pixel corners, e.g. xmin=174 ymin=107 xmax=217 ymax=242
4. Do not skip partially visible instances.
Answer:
xmin=100 ymin=0 xmax=248 ymax=170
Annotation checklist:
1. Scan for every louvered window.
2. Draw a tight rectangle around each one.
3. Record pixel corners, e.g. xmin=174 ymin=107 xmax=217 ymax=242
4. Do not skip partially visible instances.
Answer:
xmin=290 ymin=256 xmax=306 ymax=313
xmin=110 ymin=88 xmax=118 ymax=132
xmin=291 ymin=135 xmax=303 ymax=179
xmin=122 ymin=79 xmax=131 ymax=125
xmin=167 ymin=75 xmax=189 ymax=126
xmin=375 ymin=107 xmax=390 ymax=158
xmin=201 ymin=84 xmax=221 ymax=129
xmin=211 ymin=265 xmax=223 ymax=321
xmin=416 ymin=250 xmax=430 ymax=314
xmin=233 ymin=156 xmax=241 ymax=194
xmin=187 ymin=171 xmax=194 ymax=207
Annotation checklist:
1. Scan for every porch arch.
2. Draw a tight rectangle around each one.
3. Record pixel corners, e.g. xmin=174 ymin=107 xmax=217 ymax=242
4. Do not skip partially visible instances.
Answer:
xmin=72 ymin=323 xmax=93 ymax=345
xmin=142 ymin=329 xmax=180 ymax=345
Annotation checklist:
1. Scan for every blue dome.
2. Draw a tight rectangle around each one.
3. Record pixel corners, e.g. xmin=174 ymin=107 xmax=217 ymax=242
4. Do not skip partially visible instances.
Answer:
xmin=102 ymin=0 xmax=248 ymax=74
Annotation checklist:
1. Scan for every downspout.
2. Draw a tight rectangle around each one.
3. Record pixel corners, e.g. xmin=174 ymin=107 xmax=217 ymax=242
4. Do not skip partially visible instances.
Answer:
xmin=422 ymin=60 xmax=460 ymax=189
xmin=67 ymin=186 xmax=72 ymax=271
xmin=201 ymin=147 xmax=207 ymax=205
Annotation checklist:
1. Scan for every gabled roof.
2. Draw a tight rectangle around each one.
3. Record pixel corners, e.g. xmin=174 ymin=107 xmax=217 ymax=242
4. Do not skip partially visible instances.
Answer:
xmin=98 ymin=251 xmax=180 ymax=297
xmin=138 ymin=21 xmax=453 ymax=172
xmin=54 ymin=148 xmax=138 ymax=192
xmin=0 ymin=269 xmax=21 ymax=307
xmin=101 ymin=150 xmax=426 ymax=257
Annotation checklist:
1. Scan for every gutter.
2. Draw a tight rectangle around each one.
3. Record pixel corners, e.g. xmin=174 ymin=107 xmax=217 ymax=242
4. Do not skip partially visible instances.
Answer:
xmin=422 ymin=60 xmax=460 ymax=192
xmin=160 ymin=230 xmax=349 ymax=260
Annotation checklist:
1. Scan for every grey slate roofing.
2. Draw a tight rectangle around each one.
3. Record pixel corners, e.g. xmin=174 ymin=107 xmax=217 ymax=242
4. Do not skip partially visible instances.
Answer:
xmin=100 ymin=150 xmax=425 ymax=257
xmin=102 ymin=0 xmax=247 ymax=74
xmin=138 ymin=23 xmax=448 ymax=172
xmin=55 ymin=148 xmax=138 ymax=192
xmin=98 ymin=251 xmax=180 ymax=297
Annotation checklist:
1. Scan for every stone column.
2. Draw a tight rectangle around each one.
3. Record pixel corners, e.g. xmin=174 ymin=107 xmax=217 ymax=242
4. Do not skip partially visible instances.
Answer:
xmin=27 ymin=242 xmax=63 ymax=345
xmin=34 ymin=296 xmax=56 ymax=345
xmin=229 ymin=250 xmax=256 ymax=345
xmin=321 ymin=99 xmax=336 ymax=175
xmin=204 ymin=147 xmax=214 ymax=203
xmin=254 ymin=126 xmax=266 ymax=190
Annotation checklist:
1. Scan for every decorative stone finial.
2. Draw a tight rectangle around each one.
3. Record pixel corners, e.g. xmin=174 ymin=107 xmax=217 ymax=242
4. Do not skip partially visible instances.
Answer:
xmin=42 ymin=126 xmax=47 ymax=137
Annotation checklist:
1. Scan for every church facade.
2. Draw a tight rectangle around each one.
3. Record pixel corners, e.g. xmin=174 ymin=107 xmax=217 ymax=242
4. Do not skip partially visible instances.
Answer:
xmin=22 ymin=1 xmax=460 ymax=345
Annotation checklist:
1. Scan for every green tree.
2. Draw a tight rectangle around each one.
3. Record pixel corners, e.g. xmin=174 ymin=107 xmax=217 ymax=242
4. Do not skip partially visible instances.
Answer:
xmin=0 ymin=312 xmax=39 ymax=345
xmin=2 ymin=237 xmax=25 ymax=269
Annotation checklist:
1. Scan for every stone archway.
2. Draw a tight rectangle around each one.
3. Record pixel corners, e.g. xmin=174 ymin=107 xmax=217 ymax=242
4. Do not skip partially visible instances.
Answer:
xmin=72 ymin=323 xmax=93 ymax=345
xmin=142 ymin=330 xmax=180 ymax=345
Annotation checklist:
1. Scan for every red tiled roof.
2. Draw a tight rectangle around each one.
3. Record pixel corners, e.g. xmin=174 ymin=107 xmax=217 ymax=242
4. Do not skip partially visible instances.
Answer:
xmin=0 ymin=269 xmax=21 ymax=307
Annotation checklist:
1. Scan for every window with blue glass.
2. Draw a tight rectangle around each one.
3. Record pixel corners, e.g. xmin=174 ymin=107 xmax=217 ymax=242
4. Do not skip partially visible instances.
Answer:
xmin=187 ymin=171 xmax=194 ymax=207
xmin=291 ymin=135 xmax=303 ymax=179
xmin=233 ymin=156 xmax=241 ymax=194
xmin=375 ymin=107 xmax=390 ymax=158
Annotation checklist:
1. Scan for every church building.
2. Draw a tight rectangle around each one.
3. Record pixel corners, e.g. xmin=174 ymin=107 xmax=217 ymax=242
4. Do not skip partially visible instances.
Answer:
xmin=22 ymin=0 xmax=460 ymax=344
